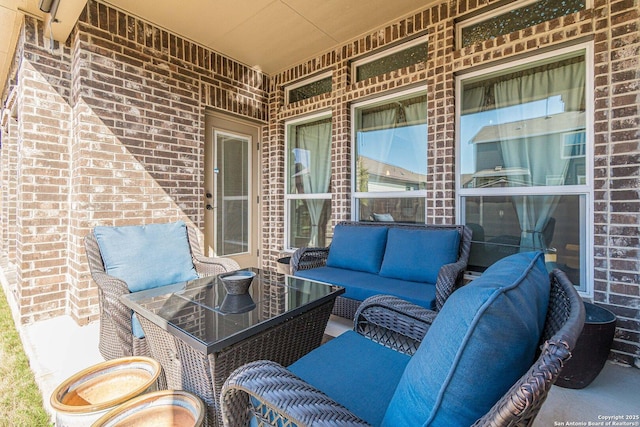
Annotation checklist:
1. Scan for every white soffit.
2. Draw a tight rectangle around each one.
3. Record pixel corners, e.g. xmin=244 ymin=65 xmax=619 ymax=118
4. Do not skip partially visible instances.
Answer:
xmin=102 ymin=0 xmax=430 ymax=73
xmin=1 ymin=0 xmax=433 ymax=100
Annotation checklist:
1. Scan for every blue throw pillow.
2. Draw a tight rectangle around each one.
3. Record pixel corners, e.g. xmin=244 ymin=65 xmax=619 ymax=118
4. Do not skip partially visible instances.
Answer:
xmin=325 ymin=225 xmax=388 ymax=274
xmin=382 ymin=252 xmax=550 ymax=426
xmin=379 ymin=228 xmax=460 ymax=283
xmin=94 ymin=221 xmax=199 ymax=293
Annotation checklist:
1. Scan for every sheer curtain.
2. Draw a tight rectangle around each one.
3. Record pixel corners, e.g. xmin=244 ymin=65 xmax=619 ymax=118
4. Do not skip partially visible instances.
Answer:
xmin=403 ymin=98 xmax=428 ymax=181
xmin=494 ymin=60 xmax=585 ymax=250
xmin=461 ymin=86 xmax=487 ymax=115
xmin=296 ymin=120 xmax=331 ymax=245
xmin=359 ymin=107 xmax=397 ymax=191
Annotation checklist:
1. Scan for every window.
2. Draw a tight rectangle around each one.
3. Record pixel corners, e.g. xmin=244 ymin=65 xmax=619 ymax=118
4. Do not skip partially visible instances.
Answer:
xmin=286 ymin=73 xmax=332 ymax=104
xmin=456 ymin=44 xmax=592 ymax=293
xmin=353 ymin=89 xmax=428 ymax=223
xmin=215 ymin=131 xmax=250 ymax=256
xmin=285 ymin=113 xmax=332 ymax=249
xmin=457 ymin=0 xmax=587 ymax=48
xmin=353 ymin=37 xmax=428 ymax=82
xmin=562 ymin=130 xmax=586 ymax=159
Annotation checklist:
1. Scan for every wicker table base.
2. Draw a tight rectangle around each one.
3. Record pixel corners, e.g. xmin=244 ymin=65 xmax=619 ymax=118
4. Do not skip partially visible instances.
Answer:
xmin=138 ymin=300 xmax=335 ymax=427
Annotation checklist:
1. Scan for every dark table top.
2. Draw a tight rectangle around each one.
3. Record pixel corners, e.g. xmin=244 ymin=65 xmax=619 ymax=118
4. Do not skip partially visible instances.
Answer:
xmin=121 ymin=268 xmax=344 ymax=354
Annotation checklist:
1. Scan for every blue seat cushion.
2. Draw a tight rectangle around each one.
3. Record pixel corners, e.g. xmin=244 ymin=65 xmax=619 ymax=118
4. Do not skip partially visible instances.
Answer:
xmin=94 ymin=221 xmax=199 ymax=293
xmin=295 ymin=267 xmax=436 ymax=309
xmin=288 ymin=330 xmax=410 ymax=426
xmin=379 ymin=228 xmax=460 ymax=284
xmin=383 ymin=252 xmax=550 ymax=427
xmin=325 ymin=225 xmax=388 ymax=274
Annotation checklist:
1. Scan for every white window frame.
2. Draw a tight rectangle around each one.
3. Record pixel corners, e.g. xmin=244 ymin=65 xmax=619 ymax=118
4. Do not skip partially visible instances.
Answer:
xmin=455 ymin=42 xmax=594 ymax=297
xmin=285 ymin=71 xmax=332 ymax=105
xmin=351 ymin=35 xmax=429 ymax=83
xmin=284 ymin=111 xmax=332 ymax=250
xmin=456 ymin=0 xmax=592 ymax=50
xmin=350 ymin=87 xmax=428 ymax=221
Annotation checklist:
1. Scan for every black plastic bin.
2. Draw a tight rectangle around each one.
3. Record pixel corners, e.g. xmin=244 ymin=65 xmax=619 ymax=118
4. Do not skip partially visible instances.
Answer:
xmin=555 ymin=302 xmax=617 ymax=389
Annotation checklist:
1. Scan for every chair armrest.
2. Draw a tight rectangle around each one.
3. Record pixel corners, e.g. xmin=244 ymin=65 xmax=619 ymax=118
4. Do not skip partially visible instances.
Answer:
xmin=186 ymin=226 xmax=240 ymax=276
xmin=192 ymin=255 xmax=240 ymax=276
xmin=290 ymin=247 xmax=329 ymax=273
xmin=354 ymin=295 xmax=437 ymax=356
xmin=221 ymin=360 xmax=370 ymax=427
xmin=91 ymin=271 xmax=136 ymax=353
xmin=434 ymin=257 xmax=468 ymax=311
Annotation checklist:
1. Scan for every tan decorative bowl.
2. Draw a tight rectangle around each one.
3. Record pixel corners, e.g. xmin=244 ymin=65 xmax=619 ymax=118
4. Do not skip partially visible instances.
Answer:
xmin=92 ymin=390 xmax=205 ymax=427
xmin=50 ymin=356 xmax=162 ymax=427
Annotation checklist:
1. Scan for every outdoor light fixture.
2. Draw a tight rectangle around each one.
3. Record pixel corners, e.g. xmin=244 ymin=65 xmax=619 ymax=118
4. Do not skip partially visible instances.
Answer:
xmin=38 ymin=0 xmax=60 ymax=17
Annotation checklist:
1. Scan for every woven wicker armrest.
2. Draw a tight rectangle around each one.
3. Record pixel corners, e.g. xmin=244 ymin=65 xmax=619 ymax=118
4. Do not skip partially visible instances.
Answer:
xmin=290 ymin=247 xmax=330 ymax=273
xmin=221 ymin=360 xmax=370 ymax=427
xmin=91 ymin=271 xmax=137 ymax=352
xmin=433 ymin=224 xmax=472 ymax=311
xmin=434 ymin=257 xmax=468 ymax=311
xmin=185 ymin=226 xmax=240 ymax=276
xmin=192 ymin=255 xmax=240 ymax=277
xmin=354 ymin=295 xmax=437 ymax=356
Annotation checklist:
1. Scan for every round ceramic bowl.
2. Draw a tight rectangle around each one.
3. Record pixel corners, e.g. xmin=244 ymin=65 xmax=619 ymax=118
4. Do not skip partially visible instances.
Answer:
xmin=219 ymin=270 xmax=256 ymax=295
xmin=50 ymin=356 xmax=162 ymax=427
xmin=92 ymin=390 xmax=205 ymax=427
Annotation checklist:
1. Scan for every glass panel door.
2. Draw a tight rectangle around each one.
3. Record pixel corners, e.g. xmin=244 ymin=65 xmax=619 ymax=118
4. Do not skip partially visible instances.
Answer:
xmin=204 ymin=112 xmax=260 ymax=268
xmin=215 ymin=131 xmax=249 ymax=256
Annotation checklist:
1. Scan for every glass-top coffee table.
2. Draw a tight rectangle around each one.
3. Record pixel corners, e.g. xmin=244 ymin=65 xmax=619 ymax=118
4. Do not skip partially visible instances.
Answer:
xmin=121 ymin=268 xmax=344 ymax=427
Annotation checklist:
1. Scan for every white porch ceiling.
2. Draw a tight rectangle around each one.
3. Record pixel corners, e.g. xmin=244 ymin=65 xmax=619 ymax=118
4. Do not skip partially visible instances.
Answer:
xmin=1 ymin=0 xmax=433 ymax=102
xmin=101 ymin=0 xmax=430 ymax=73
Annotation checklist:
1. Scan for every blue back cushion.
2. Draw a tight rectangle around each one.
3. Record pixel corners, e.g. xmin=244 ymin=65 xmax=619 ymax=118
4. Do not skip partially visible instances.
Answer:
xmin=379 ymin=228 xmax=460 ymax=283
xmin=382 ymin=252 xmax=550 ymax=426
xmin=326 ymin=225 xmax=388 ymax=274
xmin=94 ymin=221 xmax=199 ymax=293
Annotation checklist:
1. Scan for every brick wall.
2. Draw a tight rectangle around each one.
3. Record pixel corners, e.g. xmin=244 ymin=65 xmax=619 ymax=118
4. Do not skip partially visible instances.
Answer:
xmin=590 ymin=0 xmax=639 ymax=364
xmin=1 ymin=95 xmax=18 ymax=270
xmin=1 ymin=1 xmax=268 ymax=325
xmin=0 ymin=0 xmax=638 ymax=364
xmin=4 ymin=19 xmax=73 ymax=323
xmin=267 ymin=0 xmax=639 ymax=365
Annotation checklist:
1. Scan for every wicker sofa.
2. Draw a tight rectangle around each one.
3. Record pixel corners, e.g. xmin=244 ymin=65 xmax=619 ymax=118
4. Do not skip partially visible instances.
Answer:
xmin=221 ymin=252 xmax=586 ymax=426
xmin=292 ymin=221 xmax=472 ymax=319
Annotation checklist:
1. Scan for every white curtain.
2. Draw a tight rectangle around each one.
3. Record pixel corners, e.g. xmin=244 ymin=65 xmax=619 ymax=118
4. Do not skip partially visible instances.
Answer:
xmin=494 ymin=60 xmax=585 ymax=250
xmin=461 ymin=86 xmax=487 ymax=115
xmin=359 ymin=107 xmax=397 ymax=190
xmin=295 ymin=120 xmax=331 ymax=245
xmin=403 ymin=98 xmax=428 ymax=175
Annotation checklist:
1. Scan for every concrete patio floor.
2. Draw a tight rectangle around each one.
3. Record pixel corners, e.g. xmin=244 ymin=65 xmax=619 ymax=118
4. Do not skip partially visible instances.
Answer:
xmin=20 ymin=313 xmax=640 ymax=425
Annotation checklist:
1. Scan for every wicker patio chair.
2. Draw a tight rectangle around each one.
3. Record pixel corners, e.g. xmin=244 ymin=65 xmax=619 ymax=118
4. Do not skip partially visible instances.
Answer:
xmin=85 ymin=223 xmax=240 ymax=360
xmin=221 ymin=258 xmax=585 ymax=427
